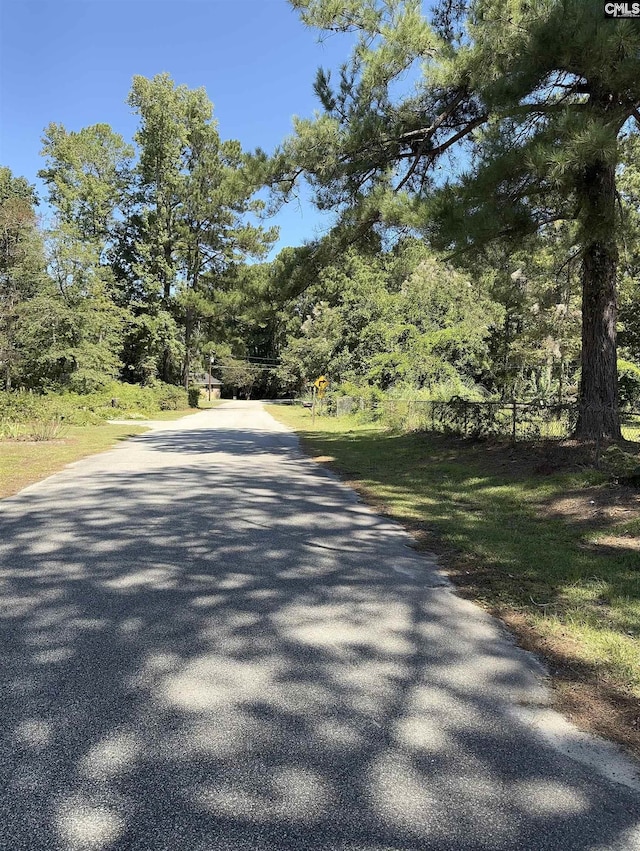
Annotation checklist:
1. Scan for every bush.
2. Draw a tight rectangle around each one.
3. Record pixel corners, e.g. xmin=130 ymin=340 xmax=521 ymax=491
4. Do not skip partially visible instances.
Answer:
xmin=0 ymin=421 xmax=24 ymax=440
xmin=336 ymin=395 xmax=361 ymax=416
xmin=602 ymin=445 xmax=640 ymax=483
xmin=0 ymin=381 xmax=190 ymax=430
xmin=188 ymin=387 xmax=200 ymax=408
xmin=0 ymin=417 xmax=66 ymax=441
xmin=28 ymin=418 xmax=67 ymax=441
xmin=618 ymin=359 xmax=640 ymax=409
xmin=331 ymin=382 xmax=385 ymax=422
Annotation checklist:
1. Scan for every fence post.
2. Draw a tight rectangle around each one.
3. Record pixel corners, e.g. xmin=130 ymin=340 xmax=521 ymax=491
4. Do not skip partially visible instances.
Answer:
xmin=511 ymin=400 xmax=517 ymax=442
xmin=463 ymin=402 xmax=468 ymax=436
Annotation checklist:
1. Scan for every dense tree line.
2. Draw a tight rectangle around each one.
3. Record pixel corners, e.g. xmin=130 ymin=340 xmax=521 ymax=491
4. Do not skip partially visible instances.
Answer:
xmin=246 ymin=225 xmax=639 ymax=409
xmin=274 ymin=0 xmax=640 ymax=438
xmin=1 ymin=74 xmax=276 ymax=396
xmin=2 ymin=1 xmax=640 ymax=441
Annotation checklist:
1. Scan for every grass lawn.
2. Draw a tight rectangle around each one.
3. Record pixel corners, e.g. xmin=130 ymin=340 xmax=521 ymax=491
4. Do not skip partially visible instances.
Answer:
xmin=115 ymin=401 xmax=225 ymax=419
xmin=140 ymin=408 xmax=197 ymax=421
xmin=0 ymin=405 xmax=206 ymax=498
xmin=268 ymin=405 xmax=640 ymax=755
xmin=193 ymin=399 xmax=224 ymax=410
xmin=0 ymin=424 xmax=149 ymax=498
xmin=105 ymin=406 xmax=201 ymax=421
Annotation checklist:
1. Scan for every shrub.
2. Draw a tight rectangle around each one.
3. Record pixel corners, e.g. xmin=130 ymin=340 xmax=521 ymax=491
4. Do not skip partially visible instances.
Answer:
xmin=0 ymin=417 xmax=66 ymax=441
xmin=0 ymin=381 xmax=189 ymax=428
xmin=28 ymin=418 xmax=66 ymax=441
xmin=0 ymin=421 xmax=24 ymax=440
xmin=618 ymin=359 xmax=640 ymax=409
xmin=188 ymin=387 xmax=200 ymax=408
xmin=603 ymin=445 xmax=640 ymax=482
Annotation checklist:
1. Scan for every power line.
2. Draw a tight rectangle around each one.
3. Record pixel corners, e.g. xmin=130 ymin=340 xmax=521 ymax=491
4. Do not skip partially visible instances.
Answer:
xmin=214 ymin=364 xmax=280 ymax=372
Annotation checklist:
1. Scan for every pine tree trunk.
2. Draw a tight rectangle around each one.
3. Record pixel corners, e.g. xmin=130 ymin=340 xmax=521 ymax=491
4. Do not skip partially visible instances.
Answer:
xmin=574 ymin=158 xmax=621 ymax=440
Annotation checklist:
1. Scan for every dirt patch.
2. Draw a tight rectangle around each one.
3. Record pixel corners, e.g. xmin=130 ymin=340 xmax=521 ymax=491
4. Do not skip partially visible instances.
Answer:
xmin=467 ymin=437 xmax=602 ymax=478
xmin=446 ymin=435 xmax=640 ymax=483
xmin=594 ymin=535 xmax=640 ymax=552
xmin=543 ymin=486 xmax=640 ymax=527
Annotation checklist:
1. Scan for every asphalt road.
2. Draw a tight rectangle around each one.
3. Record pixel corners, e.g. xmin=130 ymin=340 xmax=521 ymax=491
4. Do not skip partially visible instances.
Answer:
xmin=1 ymin=400 xmax=640 ymax=851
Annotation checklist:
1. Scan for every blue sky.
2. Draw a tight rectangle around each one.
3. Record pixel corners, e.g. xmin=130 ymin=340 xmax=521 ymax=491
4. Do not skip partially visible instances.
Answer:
xmin=0 ymin=0 xmax=357 ymax=253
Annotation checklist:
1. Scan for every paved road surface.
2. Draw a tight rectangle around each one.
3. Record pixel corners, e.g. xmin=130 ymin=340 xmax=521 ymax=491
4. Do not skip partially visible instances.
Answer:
xmin=1 ymin=401 xmax=640 ymax=850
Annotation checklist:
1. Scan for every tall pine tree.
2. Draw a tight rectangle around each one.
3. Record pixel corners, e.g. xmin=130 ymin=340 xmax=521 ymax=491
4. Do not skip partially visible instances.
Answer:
xmin=278 ymin=0 xmax=640 ymax=438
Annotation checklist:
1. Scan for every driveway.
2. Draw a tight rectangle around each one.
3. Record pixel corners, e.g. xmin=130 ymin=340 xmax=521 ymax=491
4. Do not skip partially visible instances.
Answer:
xmin=1 ymin=400 xmax=639 ymax=850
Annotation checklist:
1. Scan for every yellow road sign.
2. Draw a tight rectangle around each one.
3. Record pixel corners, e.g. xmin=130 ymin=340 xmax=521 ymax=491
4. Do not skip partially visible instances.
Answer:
xmin=314 ymin=375 xmax=329 ymax=391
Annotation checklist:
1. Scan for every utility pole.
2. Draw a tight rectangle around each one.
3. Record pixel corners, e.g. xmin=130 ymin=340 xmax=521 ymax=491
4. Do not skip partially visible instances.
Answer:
xmin=312 ymin=385 xmax=317 ymax=428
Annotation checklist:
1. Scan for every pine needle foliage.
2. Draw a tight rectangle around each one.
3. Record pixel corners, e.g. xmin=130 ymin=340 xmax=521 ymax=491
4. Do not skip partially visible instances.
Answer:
xmin=279 ymin=0 xmax=640 ymax=438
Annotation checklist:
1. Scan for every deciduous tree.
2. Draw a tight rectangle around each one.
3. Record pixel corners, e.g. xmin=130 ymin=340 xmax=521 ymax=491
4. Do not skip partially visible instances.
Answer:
xmin=0 ymin=168 xmax=47 ymax=390
xmin=128 ymin=74 xmax=277 ymax=386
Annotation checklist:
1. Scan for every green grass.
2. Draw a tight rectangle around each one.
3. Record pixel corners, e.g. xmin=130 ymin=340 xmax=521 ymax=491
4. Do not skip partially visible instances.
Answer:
xmin=0 ymin=405 xmax=216 ymax=498
xmin=192 ymin=399 xmax=224 ymax=410
xmin=150 ymin=408 xmax=199 ymax=420
xmin=0 ymin=423 xmax=150 ymax=498
xmin=106 ymin=407 xmax=200 ymax=421
xmin=269 ymin=405 xmax=640 ymax=698
xmin=105 ymin=400 xmax=224 ymax=421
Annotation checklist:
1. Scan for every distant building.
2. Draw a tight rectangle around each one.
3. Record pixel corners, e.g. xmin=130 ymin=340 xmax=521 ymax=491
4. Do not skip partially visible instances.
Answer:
xmin=192 ymin=374 xmax=223 ymax=399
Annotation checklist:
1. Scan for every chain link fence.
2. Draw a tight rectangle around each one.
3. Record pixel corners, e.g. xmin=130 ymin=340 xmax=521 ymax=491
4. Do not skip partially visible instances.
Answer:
xmin=332 ymin=396 xmax=640 ymax=442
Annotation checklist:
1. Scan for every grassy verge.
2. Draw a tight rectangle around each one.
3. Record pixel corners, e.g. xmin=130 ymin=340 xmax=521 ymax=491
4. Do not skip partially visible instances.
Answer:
xmin=192 ymin=399 xmax=224 ymax=410
xmin=106 ymin=407 xmax=200 ymax=422
xmin=268 ymin=405 xmax=640 ymax=755
xmin=0 ymin=424 xmax=150 ymax=498
xmin=0 ymin=405 xmax=218 ymax=498
xmin=106 ymin=401 xmax=225 ymax=421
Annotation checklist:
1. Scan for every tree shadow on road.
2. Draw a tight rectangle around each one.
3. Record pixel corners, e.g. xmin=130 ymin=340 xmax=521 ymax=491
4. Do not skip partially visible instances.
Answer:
xmin=0 ymin=423 xmax=639 ymax=850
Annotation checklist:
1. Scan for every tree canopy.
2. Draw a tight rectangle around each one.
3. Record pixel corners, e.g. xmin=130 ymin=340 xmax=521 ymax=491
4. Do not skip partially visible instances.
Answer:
xmin=273 ymin=0 xmax=640 ymax=437
xmin=2 ymin=15 xmax=640 ymax=439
